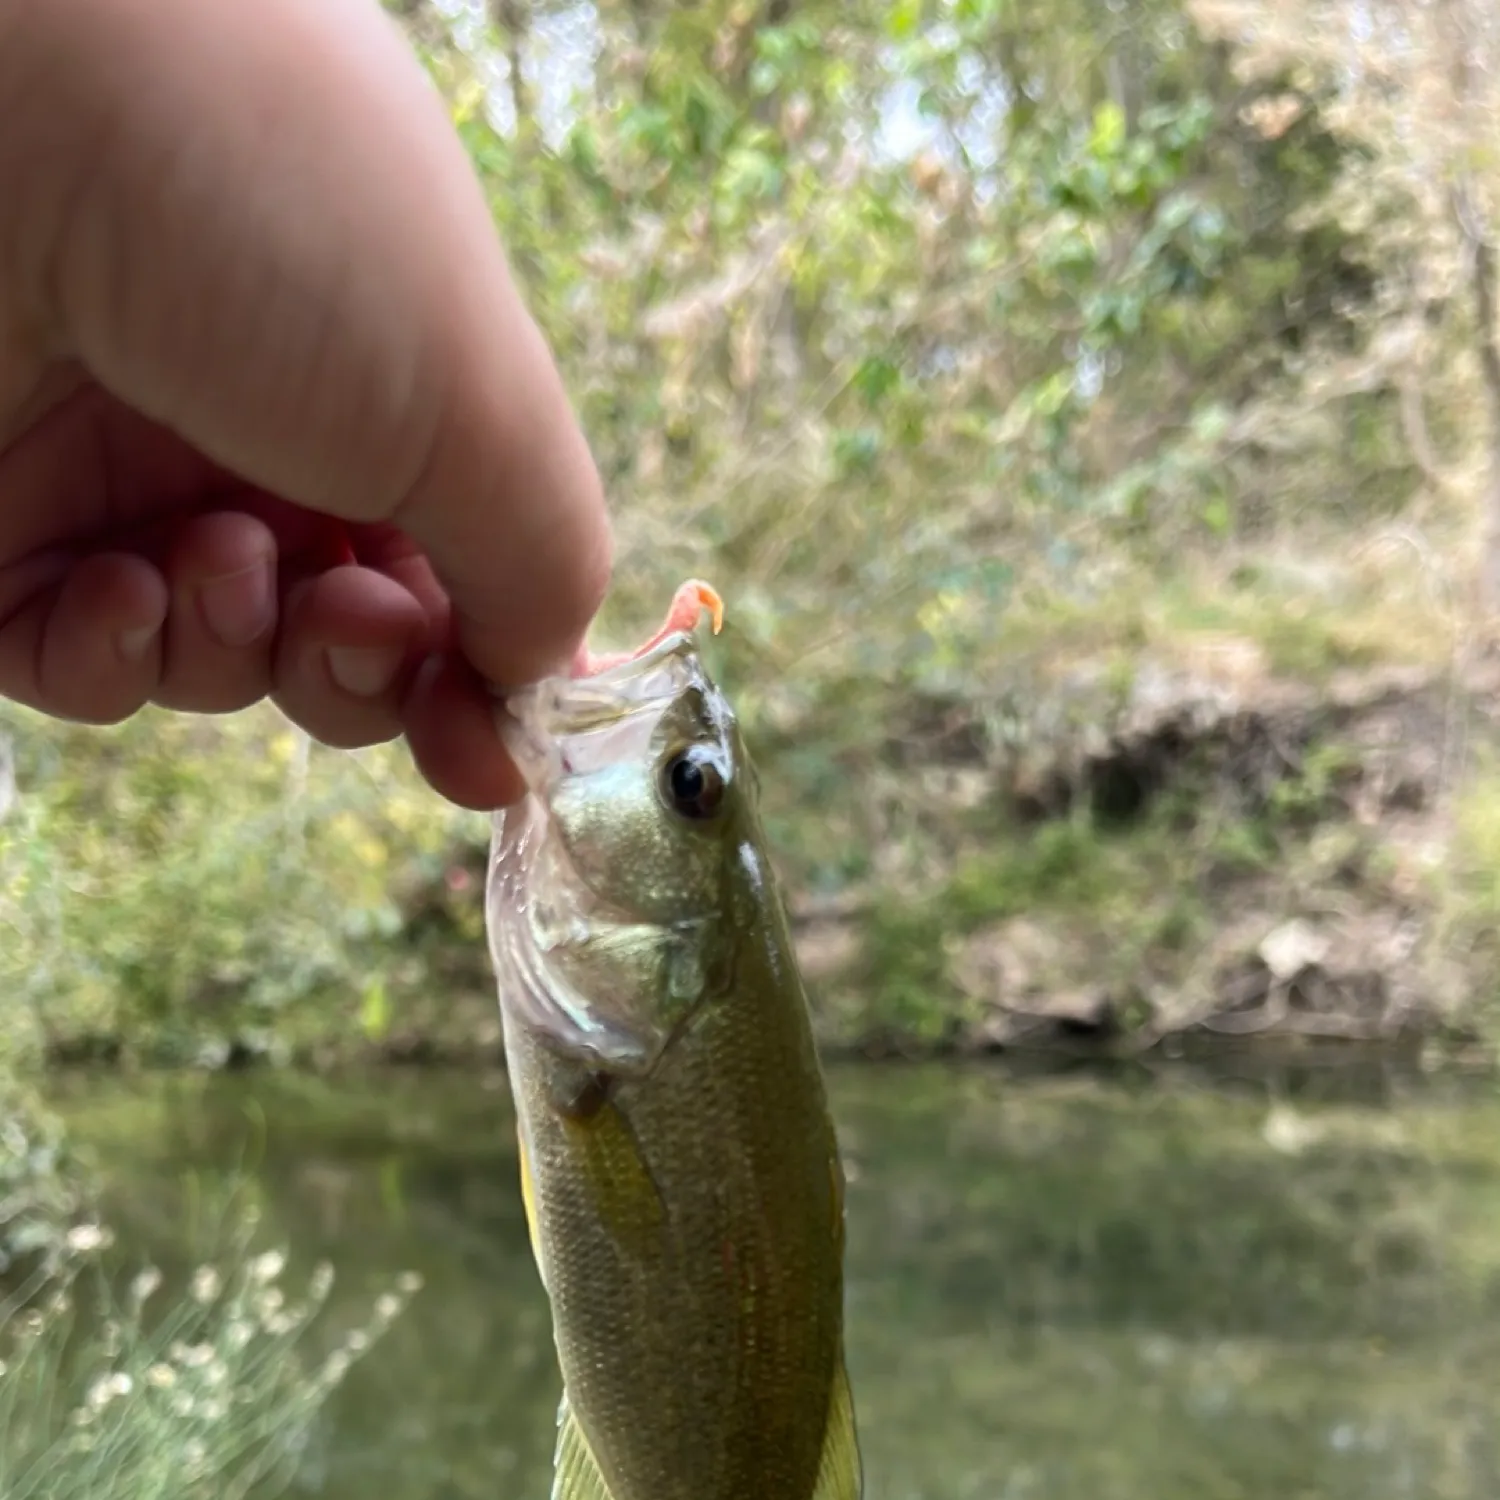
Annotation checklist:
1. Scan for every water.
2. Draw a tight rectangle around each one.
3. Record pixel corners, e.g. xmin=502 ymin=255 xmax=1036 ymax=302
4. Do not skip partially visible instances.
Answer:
xmin=42 ymin=1059 xmax=1500 ymax=1500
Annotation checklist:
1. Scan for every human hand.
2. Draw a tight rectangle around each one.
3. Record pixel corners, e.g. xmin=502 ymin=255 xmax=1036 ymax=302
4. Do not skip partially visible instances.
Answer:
xmin=0 ymin=0 xmax=611 ymax=809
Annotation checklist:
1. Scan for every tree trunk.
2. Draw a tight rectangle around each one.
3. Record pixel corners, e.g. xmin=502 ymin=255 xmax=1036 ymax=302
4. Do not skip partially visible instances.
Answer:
xmin=1465 ymin=201 xmax=1500 ymax=616
xmin=1439 ymin=0 xmax=1500 ymax=617
xmin=492 ymin=0 xmax=532 ymax=135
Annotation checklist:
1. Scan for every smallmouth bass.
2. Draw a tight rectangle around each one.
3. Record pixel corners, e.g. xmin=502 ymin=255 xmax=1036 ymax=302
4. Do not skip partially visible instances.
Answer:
xmin=485 ymin=581 xmax=862 ymax=1500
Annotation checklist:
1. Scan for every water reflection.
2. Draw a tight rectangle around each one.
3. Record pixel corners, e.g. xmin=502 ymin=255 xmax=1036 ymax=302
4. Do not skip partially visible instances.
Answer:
xmin=44 ymin=1061 xmax=1500 ymax=1499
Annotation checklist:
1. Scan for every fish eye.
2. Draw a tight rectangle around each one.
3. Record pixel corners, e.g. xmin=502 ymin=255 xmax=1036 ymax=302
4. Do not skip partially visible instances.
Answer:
xmin=660 ymin=745 xmax=727 ymax=821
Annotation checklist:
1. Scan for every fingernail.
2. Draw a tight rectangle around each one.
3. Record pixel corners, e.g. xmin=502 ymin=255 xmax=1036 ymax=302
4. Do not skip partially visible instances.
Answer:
xmin=199 ymin=560 xmax=274 ymax=647
xmin=117 ymin=624 xmax=159 ymax=662
xmin=328 ymin=646 xmax=403 ymax=698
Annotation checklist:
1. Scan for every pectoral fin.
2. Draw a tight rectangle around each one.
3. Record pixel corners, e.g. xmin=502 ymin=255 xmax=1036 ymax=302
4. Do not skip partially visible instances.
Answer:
xmin=561 ymin=1098 xmax=667 ymax=1260
xmin=812 ymin=1360 xmax=863 ymax=1500
xmin=551 ymin=1390 xmax=617 ymax=1500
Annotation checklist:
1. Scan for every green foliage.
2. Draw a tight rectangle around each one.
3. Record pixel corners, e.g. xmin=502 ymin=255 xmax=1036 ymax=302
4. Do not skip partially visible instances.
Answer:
xmin=6 ymin=0 xmax=1490 ymax=1058
xmin=401 ymin=0 xmax=1433 ymax=923
xmin=0 ymin=704 xmax=482 ymax=1064
xmin=1265 ymin=742 xmax=1363 ymax=828
xmin=424 ymin=0 xmax=1365 ymax=572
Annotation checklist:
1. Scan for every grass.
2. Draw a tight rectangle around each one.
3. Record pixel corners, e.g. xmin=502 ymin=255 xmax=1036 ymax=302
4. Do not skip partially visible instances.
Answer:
xmin=0 ymin=1203 xmax=418 ymax=1500
xmin=990 ymin=537 xmax=1460 ymax=692
xmin=0 ymin=1081 xmax=85 ymax=1278
xmin=1426 ymin=748 xmax=1500 ymax=1035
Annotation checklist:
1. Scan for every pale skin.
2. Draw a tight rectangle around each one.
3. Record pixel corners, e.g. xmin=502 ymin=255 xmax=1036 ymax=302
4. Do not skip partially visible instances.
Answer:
xmin=0 ymin=0 xmax=613 ymax=810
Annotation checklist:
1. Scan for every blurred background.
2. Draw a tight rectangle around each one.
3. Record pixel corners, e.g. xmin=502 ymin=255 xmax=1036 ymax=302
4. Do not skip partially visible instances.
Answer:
xmin=5 ymin=0 xmax=1500 ymax=1495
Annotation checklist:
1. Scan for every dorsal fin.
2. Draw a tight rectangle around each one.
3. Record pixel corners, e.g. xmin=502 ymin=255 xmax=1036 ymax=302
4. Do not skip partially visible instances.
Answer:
xmin=551 ymin=1390 xmax=617 ymax=1500
xmin=812 ymin=1359 xmax=863 ymax=1500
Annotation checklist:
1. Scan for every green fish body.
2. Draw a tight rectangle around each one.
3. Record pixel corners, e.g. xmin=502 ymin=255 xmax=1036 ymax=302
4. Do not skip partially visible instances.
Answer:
xmin=486 ymin=583 xmax=861 ymax=1500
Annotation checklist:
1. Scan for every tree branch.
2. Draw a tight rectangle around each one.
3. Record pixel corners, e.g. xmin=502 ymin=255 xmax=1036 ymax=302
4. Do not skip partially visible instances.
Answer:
xmin=1397 ymin=366 xmax=1460 ymax=499
xmin=1452 ymin=179 xmax=1500 ymax=613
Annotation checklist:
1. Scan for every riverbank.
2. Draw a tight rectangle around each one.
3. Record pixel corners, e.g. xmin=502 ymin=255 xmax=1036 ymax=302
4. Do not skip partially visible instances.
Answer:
xmin=803 ymin=646 xmax=1500 ymax=1065
xmin=300 ymin=645 xmax=1500 ymax=1073
xmin=21 ymin=651 xmax=1500 ymax=1078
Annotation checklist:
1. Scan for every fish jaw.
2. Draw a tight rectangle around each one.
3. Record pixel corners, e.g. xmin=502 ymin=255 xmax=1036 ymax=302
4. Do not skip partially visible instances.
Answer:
xmin=487 ymin=796 xmax=663 ymax=1075
xmin=486 ymin=592 xmax=729 ymax=1079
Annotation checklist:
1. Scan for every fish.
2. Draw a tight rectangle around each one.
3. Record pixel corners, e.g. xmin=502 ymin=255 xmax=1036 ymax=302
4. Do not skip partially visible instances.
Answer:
xmin=485 ymin=579 xmax=862 ymax=1500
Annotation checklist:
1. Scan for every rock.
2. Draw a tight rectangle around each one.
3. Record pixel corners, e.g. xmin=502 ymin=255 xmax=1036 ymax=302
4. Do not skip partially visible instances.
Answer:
xmin=948 ymin=920 xmax=1125 ymax=1048
xmin=1258 ymin=919 xmax=1330 ymax=981
xmin=950 ymin=918 xmax=1061 ymax=1002
xmin=1009 ymin=988 xmax=1118 ymax=1034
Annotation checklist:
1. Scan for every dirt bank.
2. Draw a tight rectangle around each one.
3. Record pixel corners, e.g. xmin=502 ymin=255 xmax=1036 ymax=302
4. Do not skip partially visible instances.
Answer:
xmin=794 ymin=643 xmax=1500 ymax=1063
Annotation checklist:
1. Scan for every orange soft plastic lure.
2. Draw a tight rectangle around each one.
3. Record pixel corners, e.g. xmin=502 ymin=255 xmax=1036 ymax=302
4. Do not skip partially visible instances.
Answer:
xmin=571 ymin=580 xmax=724 ymax=677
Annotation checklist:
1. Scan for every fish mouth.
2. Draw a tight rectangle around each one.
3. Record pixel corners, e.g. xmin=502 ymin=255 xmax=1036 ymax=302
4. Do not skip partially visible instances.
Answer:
xmin=497 ymin=630 xmax=706 ymax=794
